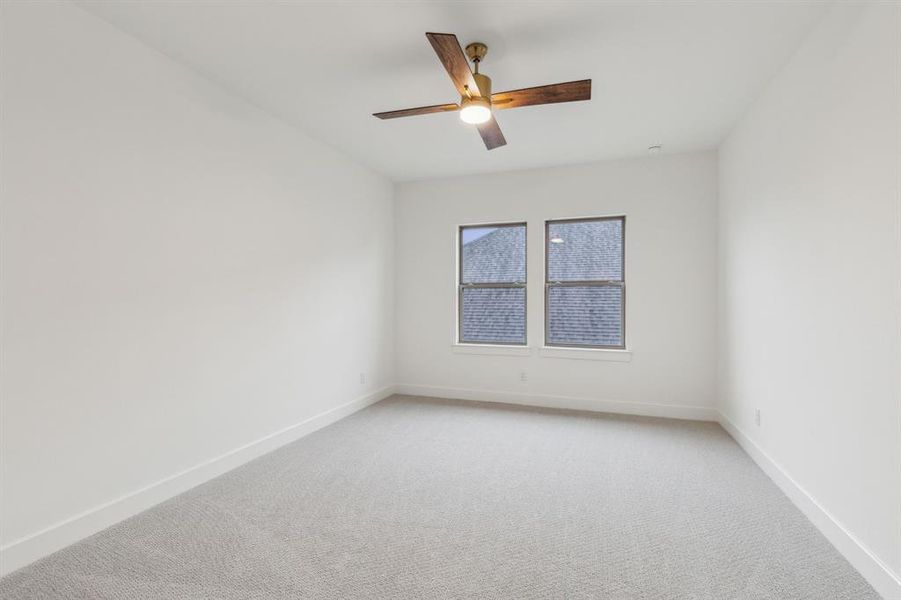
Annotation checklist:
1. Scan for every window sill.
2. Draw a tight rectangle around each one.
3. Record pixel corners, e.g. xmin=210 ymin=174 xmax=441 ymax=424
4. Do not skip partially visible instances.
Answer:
xmin=452 ymin=344 xmax=532 ymax=357
xmin=539 ymin=346 xmax=632 ymax=362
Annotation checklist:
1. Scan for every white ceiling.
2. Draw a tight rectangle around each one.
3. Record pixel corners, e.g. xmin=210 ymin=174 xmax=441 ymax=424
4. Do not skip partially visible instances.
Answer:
xmin=76 ymin=1 xmax=828 ymax=182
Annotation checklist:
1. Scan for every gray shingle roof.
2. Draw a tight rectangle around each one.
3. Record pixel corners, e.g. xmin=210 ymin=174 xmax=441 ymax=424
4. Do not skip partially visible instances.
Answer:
xmin=548 ymin=220 xmax=622 ymax=281
xmin=461 ymin=226 xmax=525 ymax=284
xmin=547 ymin=286 xmax=622 ymax=347
xmin=460 ymin=220 xmax=623 ymax=347
xmin=460 ymin=288 xmax=526 ymax=344
xmin=461 ymin=226 xmax=526 ymax=344
xmin=546 ymin=219 xmax=624 ymax=347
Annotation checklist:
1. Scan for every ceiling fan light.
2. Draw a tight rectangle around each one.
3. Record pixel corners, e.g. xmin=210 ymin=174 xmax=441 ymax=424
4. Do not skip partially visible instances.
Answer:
xmin=460 ymin=97 xmax=492 ymax=124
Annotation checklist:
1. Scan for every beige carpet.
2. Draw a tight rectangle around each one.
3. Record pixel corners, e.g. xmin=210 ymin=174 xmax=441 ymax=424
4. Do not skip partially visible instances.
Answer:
xmin=0 ymin=395 xmax=881 ymax=599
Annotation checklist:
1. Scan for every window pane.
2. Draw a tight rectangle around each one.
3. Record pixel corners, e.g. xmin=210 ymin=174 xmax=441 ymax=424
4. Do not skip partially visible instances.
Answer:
xmin=461 ymin=287 xmax=526 ymax=344
xmin=547 ymin=219 xmax=622 ymax=281
xmin=461 ymin=225 xmax=526 ymax=284
xmin=547 ymin=286 xmax=623 ymax=347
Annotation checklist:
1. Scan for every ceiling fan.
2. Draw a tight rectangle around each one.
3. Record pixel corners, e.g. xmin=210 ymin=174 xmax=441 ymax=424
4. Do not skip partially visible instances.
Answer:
xmin=373 ymin=33 xmax=591 ymax=150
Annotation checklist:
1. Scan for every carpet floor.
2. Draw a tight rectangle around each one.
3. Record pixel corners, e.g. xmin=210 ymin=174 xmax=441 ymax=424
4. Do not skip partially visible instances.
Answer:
xmin=0 ymin=395 xmax=881 ymax=599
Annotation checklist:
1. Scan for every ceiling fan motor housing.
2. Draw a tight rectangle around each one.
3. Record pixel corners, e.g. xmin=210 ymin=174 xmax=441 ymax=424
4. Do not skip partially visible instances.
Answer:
xmin=461 ymin=72 xmax=492 ymax=120
xmin=472 ymin=72 xmax=491 ymax=99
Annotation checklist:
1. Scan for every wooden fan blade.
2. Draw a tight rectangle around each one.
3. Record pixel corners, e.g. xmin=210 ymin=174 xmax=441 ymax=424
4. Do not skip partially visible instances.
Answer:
xmin=426 ymin=32 xmax=479 ymax=97
xmin=476 ymin=115 xmax=506 ymax=150
xmin=373 ymin=103 xmax=459 ymax=120
xmin=491 ymin=79 xmax=591 ymax=110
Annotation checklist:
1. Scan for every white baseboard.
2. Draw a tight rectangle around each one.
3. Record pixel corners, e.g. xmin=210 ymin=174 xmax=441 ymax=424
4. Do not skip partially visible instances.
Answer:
xmin=8 ymin=388 xmax=893 ymax=598
xmin=395 ymin=383 xmax=717 ymax=422
xmin=718 ymin=413 xmax=901 ymax=600
xmin=0 ymin=386 xmax=396 ymax=578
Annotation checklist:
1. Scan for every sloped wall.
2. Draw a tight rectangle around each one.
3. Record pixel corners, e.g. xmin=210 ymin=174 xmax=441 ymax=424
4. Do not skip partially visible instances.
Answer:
xmin=717 ymin=3 xmax=901 ymax=595
xmin=0 ymin=0 xmax=395 ymax=573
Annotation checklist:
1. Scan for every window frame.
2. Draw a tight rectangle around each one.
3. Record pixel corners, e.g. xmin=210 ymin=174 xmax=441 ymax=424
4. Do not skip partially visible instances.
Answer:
xmin=457 ymin=221 xmax=528 ymax=346
xmin=544 ymin=215 xmax=626 ymax=350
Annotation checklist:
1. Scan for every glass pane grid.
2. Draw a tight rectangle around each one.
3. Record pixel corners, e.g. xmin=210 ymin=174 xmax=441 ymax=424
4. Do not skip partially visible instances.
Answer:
xmin=460 ymin=287 xmax=526 ymax=344
xmin=461 ymin=224 xmax=526 ymax=284
xmin=459 ymin=223 xmax=527 ymax=345
xmin=546 ymin=285 xmax=623 ymax=348
xmin=547 ymin=219 xmax=623 ymax=282
xmin=545 ymin=217 xmax=625 ymax=349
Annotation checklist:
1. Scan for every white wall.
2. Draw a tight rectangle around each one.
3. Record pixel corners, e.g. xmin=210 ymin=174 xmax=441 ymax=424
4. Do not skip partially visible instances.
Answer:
xmin=0 ymin=1 xmax=394 ymax=573
xmin=718 ymin=2 xmax=901 ymax=596
xmin=395 ymin=152 xmax=718 ymax=419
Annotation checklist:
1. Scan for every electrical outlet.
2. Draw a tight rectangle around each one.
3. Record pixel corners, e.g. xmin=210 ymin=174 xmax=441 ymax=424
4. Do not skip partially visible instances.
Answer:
xmin=359 ymin=372 xmax=367 ymax=385
xmin=519 ymin=371 xmax=528 ymax=382
xmin=755 ymin=408 xmax=761 ymax=427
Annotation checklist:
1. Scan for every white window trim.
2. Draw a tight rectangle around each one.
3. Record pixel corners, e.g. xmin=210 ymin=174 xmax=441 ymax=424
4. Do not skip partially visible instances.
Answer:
xmin=455 ymin=221 xmax=528 ymax=347
xmin=539 ymin=346 xmax=632 ymax=362
xmin=451 ymin=344 xmax=630 ymax=360
xmin=452 ymin=215 xmax=632 ymax=360
xmin=543 ymin=215 xmax=627 ymax=351
xmin=452 ymin=343 xmax=533 ymax=357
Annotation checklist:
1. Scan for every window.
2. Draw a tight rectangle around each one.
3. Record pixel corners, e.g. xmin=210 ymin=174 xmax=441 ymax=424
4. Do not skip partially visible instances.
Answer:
xmin=458 ymin=223 xmax=527 ymax=345
xmin=545 ymin=217 xmax=625 ymax=348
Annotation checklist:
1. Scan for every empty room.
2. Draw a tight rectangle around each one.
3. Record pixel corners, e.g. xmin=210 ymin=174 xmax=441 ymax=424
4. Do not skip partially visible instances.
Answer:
xmin=1 ymin=1 xmax=899 ymax=598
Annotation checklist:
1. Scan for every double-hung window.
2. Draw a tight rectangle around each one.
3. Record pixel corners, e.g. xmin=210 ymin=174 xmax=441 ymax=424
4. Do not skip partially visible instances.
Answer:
xmin=458 ymin=223 xmax=527 ymax=345
xmin=545 ymin=216 xmax=625 ymax=348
